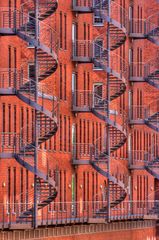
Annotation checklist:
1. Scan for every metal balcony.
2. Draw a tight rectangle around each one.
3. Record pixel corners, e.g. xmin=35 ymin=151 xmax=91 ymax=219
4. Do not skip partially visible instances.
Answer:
xmin=129 ymin=15 xmax=159 ymax=46
xmin=130 ymin=60 xmax=159 ymax=89
xmin=72 ymin=0 xmax=93 ymax=12
xmin=72 ymin=40 xmax=93 ymax=62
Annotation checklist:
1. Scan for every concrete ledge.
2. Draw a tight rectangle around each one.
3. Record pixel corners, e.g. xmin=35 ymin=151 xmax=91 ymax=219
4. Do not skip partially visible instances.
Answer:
xmin=72 ymin=160 xmax=90 ymax=165
xmin=10 ymin=223 xmax=32 ymax=230
xmin=144 ymin=215 xmax=158 ymax=220
xmin=129 ymin=77 xmax=145 ymax=82
xmin=129 ymin=165 xmax=145 ymax=170
xmin=129 ymin=120 xmax=145 ymax=125
xmin=0 ymin=28 xmax=15 ymax=35
xmin=88 ymin=218 xmax=106 ymax=223
xmin=0 ymin=220 xmax=156 ymax=240
xmin=129 ymin=33 xmax=146 ymax=39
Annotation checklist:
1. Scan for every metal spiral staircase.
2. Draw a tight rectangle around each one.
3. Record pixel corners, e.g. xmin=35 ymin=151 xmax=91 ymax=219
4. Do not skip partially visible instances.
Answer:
xmin=72 ymin=0 xmax=128 ymax=219
xmin=94 ymin=0 xmax=127 ymax=50
xmin=130 ymin=11 xmax=159 ymax=217
xmin=21 ymin=0 xmax=58 ymax=21
xmin=0 ymin=1 xmax=59 ymax=225
xmin=144 ymin=99 xmax=159 ymax=132
xmin=130 ymin=14 xmax=159 ymax=133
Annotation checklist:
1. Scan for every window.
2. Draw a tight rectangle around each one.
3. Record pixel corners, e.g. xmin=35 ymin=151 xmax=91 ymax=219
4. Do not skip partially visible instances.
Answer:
xmin=26 ymin=108 xmax=29 ymax=142
xmin=64 ymin=64 xmax=67 ymax=100
xmin=72 ymin=122 xmax=77 ymax=158
xmin=94 ymin=40 xmax=103 ymax=69
xmin=92 ymin=172 xmax=95 ymax=209
xmin=64 ymin=116 xmax=67 ymax=152
xmin=84 ymin=23 xmax=86 ymax=40
xmin=13 ymin=167 xmax=16 ymax=212
xmin=64 ymin=170 xmax=66 ymax=210
xmin=8 ymin=104 xmax=11 ymax=145
xmin=129 ymin=6 xmax=133 ymax=32
xmin=68 ymin=117 xmax=71 ymax=152
xmin=14 ymin=105 xmax=16 ymax=133
xmin=71 ymin=174 xmax=76 ymax=215
xmin=93 ymin=12 xmax=104 ymax=26
xmin=87 ymin=121 xmax=90 ymax=154
xmin=88 ymin=24 xmax=90 ymax=41
xmin=32 ymin=109 xmax=34 ymax=142
xmin=87 ymin=172 xmax=89 ymax=203
xmin=28 ymin=11 xmax=35 ymax=25
xmin=93 ymin=83 xmax=103 ymax=106
xmin=20 ymin=168 xmax=24 ymax=211
xmin=96 ymin=173 xmax=98 ymax=204
xmin=2 ymin=103 xmax=5 ymax=144
xmin=72 ymin=23 xmax=77 ymax=56
xmin=21 ymin=107 xmax=24 ymax=144
xmin=8 ymin=46 xmax=11 ymax=87
xmin=64 ymin=14 xmax=67 ymax=50
xmin=96 ymin=123 xmax=98 ymax=145
xmin=83 ymin=172 xmax=86 ymax=209
xmin=14 ymin=47 xmax=17 ymax=86
xmin=72 ymin=72 xmax=77 ymax=105
xmin=59 ymin=170 xmax=62 ymax=210
xmin=94 ymin=40 xmax=103 ymax=58
xmin=7 ymin=167 xmax=11 ymax=213
xmin=99 ymin=123 xmax=102 ymax=152
xmin=137 ymin=89 xmax=143 ymax=119
xmin=60 ymin=115 xmax=62 ymax=151
xmin=28 ymin=64 xmax=35 ymax=79
xmin=9 ymin=0 xmax=11 ymax=27
xmin=83 ymin=120 xmax=86 ymax=154
xmin=60 ymin=64 xmax=63 ymax=100
xmin=28 ymin=12 xmax=35 ymax=47
xmin=72 ymin=123 xmax=76 ymax=146
xmin=60 ymin=12 xmax=63 ymax=48
xmin=26 ymin=170 xmax=29 ymax=209
xmin=92 ymin=122 xmax=95 ymax=144
xmin=129 ymin=48 xmax=133 ymax=64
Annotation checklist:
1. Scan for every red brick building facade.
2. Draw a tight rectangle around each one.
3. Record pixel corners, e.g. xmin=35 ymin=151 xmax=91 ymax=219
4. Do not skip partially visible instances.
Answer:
xmin=0 ymin=0 xmax=159 ymax=238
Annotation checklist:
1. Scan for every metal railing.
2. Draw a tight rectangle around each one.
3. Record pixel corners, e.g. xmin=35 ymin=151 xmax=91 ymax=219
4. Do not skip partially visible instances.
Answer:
xmin=72 ymin=143 xmax=92 ymax=160
xmin=94 ymin=0 xmax=128 ymax=30
xmin=72 ymin=40 xmax=93 ymax=59
xmin=130 ymin=59 xmax=159 ymax=79
xmin=129 ymin=105 xmax=148 ymax=121
xmin=0 ymin=8 xmax=59 ymax=53
xmin=130 ymin=102 xmax=159 ymax=126
xmin=129 ymin=17 xmax=159 ymax=36
xmin=72 ymin=0 xmax=93 ymax=8
xmin=129 ymin=150 xmax=150 ymax=166
xmin=72 ymin=90 xmax=127 ymax=129
xmin=0 ymin=200 xmax=158 ymax=228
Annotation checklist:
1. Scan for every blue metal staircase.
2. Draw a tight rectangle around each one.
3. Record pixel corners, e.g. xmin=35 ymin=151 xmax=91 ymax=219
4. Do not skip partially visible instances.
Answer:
xmin=72 ymin=0 xmax=128 ymax=219
xmin=0 ymin=0 xmax=59 ymax=224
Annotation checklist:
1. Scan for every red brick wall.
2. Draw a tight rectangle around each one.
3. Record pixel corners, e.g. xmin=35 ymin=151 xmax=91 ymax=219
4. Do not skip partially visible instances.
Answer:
xmin=0 ymin=0 xmax=159 ymax=227
xmin=39 ymin=227 xmax=156 ymax=240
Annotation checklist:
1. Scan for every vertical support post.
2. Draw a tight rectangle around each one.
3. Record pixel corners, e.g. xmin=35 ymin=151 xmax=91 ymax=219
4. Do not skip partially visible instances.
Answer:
xmin=107 ymin=0 xmax=111 ymax=223
xmin=34 ymin=0 xmax=39 ymax=229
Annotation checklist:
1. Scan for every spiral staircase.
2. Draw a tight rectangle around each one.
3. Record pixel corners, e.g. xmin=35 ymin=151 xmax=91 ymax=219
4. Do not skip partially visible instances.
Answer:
xmin=72 ymin=0 xmax=128 ymax=219
xmin=0 ymin=1 xmax=59 ymax=225
xmin=130 ymin=15 xmax=159 ymax=133
xmin=129 ymin=11 xmax=159 ymax=217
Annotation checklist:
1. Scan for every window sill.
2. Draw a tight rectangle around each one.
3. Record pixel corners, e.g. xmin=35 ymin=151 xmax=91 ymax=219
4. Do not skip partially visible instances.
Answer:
xmin=93 ymin=24 xmax=104 ymax=27
xmin=27 ymin=46 xmax=35 ymax=49
xmin=93 ymin=68 xmax=103 ymax=71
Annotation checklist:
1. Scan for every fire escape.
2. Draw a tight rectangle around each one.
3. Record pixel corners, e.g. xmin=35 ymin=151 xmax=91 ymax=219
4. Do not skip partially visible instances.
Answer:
xmin=0 ymin=0 xmax=59 ymax=227
xmin=72 ymin=0 xmax=128 ymax=220
xmin=129 ymin=13 xmax=159 ymax=206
